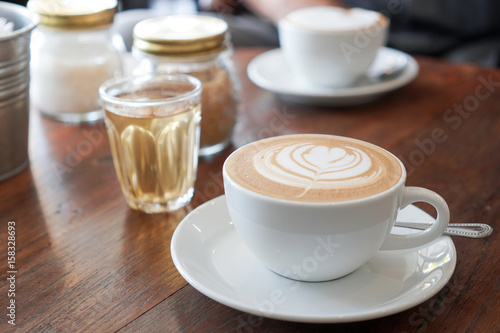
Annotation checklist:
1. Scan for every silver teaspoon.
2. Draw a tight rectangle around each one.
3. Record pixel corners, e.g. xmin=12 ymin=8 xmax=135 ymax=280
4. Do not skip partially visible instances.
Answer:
xmin=366 ymin=53 xmax=408 ymax=82
xmin=394 ymin=222 xmax=493 ymax=238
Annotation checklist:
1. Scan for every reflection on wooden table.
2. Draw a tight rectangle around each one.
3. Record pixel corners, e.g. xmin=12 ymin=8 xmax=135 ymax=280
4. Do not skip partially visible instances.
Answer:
xmin=0 ymin=48 xmax=498 ymax=333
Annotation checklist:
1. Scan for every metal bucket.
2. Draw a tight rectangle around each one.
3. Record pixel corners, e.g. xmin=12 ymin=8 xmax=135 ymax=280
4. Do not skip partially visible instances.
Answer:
xmin=0 ymin=2 xmax=38 ymax=182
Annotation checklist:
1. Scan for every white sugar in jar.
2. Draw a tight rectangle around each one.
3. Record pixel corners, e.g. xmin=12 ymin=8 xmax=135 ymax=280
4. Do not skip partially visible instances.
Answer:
xmin=28 ymin=0 xmax=125 ymax=123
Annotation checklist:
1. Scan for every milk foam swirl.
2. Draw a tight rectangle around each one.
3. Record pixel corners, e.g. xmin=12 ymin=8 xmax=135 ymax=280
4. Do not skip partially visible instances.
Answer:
xmin=254 ymin=143 xmax=382 ymax=198
xmin=225 ymin=134 xmax=402 ymax=202
xmin=285 ymin=7 xmax=382 ymax=32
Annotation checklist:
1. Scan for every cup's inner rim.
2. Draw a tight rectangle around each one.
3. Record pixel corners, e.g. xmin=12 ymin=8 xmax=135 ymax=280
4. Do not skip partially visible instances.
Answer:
xmin=99 ymin=74 xmax=202 ymax=107
xmin=223 ymin=134 xmax=407 ymax=206
xmin=280 ymin=9 xmax=388 ymax=34
xmin=0 ymin=3 xmax=39 ymax=41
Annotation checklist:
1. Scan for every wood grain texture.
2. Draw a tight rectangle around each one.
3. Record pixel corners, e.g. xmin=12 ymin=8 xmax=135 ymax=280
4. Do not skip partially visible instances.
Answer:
xmin=0 ymin=48 xmax=499 ymax=333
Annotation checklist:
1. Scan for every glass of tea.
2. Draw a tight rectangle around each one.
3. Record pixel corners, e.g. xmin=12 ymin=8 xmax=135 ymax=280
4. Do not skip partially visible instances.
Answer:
xmin=99 ymin=74 xmax=202 ymax=213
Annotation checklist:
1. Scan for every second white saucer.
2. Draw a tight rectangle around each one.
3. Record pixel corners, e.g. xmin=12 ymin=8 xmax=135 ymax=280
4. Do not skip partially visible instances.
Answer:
xmin=171 ymin=195 xmax=456 ymax=323
xmin=247 ymin=47 xmax=419 ymax=106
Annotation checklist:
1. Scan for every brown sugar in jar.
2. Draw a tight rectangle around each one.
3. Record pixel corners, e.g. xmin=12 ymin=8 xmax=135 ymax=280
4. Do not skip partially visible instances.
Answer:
xmin=132 ymin=15 xmax=239 ymax=157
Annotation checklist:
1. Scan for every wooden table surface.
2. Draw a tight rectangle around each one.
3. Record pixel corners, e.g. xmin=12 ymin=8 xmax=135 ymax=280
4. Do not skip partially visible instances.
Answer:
xmin=1 ymin=48 xmax=499 ymax=333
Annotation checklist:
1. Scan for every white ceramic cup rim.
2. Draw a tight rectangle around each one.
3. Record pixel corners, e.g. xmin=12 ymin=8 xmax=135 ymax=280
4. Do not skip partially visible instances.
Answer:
xmin=278 ymin=8 xmax=389 ymax=35
xmin=222 ymin=141 xmax=407 ymax=208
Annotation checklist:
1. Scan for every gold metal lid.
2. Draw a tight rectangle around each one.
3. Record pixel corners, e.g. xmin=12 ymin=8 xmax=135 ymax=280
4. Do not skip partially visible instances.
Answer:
xmin=27 ymin=0 xmax=117 ymax=29
xmin=133 ymin=15 xmax=230 ymax=57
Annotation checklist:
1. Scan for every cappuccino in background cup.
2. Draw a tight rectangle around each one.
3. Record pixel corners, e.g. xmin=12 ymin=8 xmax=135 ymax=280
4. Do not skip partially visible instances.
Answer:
xmin=223 ymin=134 xmax=449 ymax=282
xmin=278 ymin=7 xmax=389 ymax=88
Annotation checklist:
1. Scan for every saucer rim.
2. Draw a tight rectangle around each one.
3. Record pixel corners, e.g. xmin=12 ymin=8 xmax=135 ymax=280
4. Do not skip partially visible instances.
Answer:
xmin=247 ymin=47 xmax=419 ymax=100
xmin=171 ymin=195 xmax=457 ymax=324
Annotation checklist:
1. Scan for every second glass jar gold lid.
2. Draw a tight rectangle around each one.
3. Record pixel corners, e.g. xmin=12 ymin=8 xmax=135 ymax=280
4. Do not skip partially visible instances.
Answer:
xmin=133 ymin=15 xmax=230 ymax=57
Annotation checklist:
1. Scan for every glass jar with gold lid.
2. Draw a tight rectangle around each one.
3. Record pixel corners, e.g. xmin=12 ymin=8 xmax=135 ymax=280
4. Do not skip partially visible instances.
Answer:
xmin=132 ymin=15 xmax=239 ymax=157
xmin=28 ymin=0 xmax=125 ymax=123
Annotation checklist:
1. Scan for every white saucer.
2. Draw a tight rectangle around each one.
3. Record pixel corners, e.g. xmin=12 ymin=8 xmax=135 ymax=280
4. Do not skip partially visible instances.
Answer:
xmin=171 ymin=195 xmax=456 ymax=323
xmin=247 ymin=47 xmax=419 ymax=106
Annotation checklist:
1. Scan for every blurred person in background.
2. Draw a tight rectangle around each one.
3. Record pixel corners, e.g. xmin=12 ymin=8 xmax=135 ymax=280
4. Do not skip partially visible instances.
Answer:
xmin=9 ymin=0 xmax=499 ymax=67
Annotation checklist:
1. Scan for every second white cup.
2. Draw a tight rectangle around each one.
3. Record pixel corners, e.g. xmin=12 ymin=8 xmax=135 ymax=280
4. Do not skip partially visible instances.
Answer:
xmin=278 ymin=7 xmax=389 ymax=88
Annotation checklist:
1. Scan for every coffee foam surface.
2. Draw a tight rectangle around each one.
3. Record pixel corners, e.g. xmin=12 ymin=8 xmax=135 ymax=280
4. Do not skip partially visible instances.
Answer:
xmin=284 ymin=7 xmax=382 ymax=32
xmin=225 ymin=135 xmax=402 ymax=202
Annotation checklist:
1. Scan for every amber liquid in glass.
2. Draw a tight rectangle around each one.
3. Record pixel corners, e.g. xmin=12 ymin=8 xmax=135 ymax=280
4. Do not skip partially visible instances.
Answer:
xmin=104 ymin=89 xmax=201 ymax=213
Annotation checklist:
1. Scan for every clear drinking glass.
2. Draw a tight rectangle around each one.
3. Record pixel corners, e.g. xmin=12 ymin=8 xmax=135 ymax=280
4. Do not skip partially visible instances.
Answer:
xmin=99 ymin=74 xmax=202 ymax=213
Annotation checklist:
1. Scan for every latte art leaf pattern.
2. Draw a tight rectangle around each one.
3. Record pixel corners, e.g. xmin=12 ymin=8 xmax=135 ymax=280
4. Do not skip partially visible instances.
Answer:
xmin=226 ymin=134 xmax=402 ymax=202
xmin=254 ymin=143 xmax=382 ymax=197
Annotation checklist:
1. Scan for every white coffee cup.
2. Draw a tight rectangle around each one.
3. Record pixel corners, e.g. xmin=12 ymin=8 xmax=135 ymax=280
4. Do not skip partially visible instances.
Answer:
xmin=223 ymin=134 xmax=449 ymax=282
xmin=278 ymin=7 xmax=389 ymax=88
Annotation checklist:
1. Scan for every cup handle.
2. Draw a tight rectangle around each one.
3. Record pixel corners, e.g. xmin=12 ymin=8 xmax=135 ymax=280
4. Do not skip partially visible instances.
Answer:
xmin=379 ymin=187 xmax=450 ymax=251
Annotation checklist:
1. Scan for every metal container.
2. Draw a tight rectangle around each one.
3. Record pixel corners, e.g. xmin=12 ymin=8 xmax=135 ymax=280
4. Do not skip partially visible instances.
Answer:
xmin=0 ymin=2 xmax=38 ymax=182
